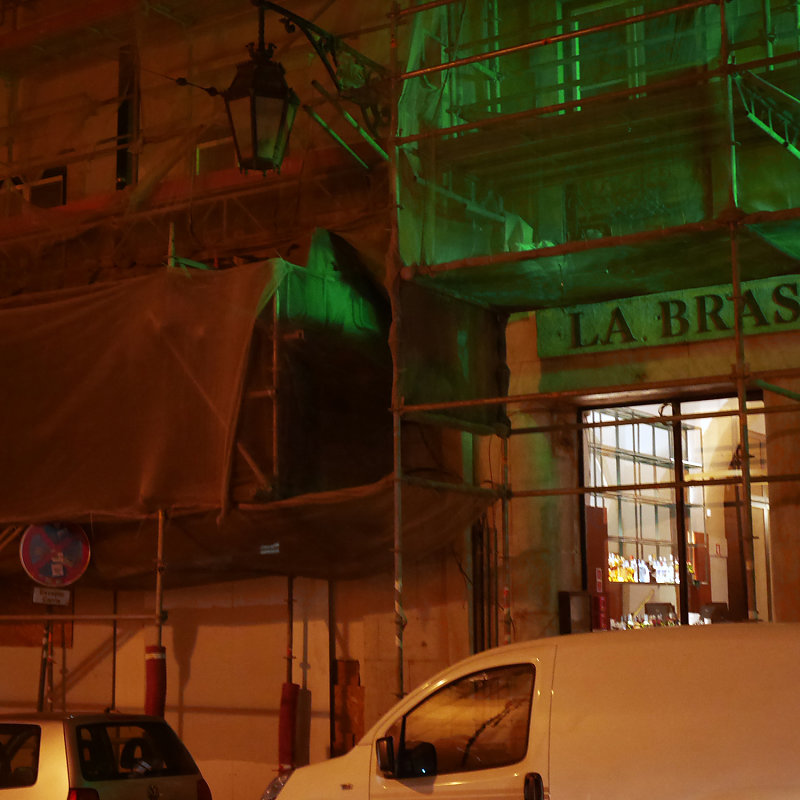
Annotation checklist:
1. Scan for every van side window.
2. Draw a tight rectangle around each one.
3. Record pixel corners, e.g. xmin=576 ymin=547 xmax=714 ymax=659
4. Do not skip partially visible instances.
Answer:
xmin=390 ymin=663 xmax=534 ymax=775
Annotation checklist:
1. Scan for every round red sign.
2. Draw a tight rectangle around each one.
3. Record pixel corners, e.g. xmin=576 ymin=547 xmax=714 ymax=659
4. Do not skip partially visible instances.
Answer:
xmin=19 ymin=523 xmax=91 ymax=587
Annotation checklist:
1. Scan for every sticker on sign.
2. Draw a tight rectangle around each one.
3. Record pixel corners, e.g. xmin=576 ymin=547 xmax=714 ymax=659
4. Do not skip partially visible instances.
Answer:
xmin=32 ymin=586 xmax=71 ymax=606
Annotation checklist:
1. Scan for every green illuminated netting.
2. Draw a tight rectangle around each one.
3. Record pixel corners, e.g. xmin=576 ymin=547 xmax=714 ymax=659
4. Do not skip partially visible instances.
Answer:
xmin=277 ymin=229 xmax=386 ymax=340
xmin=396 ymin=0 xmax=800 ymax=310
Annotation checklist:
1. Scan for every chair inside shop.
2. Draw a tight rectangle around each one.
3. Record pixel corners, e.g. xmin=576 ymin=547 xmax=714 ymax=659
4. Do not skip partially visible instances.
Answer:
xmin=700 ymin=602 xmax=729 ymax=623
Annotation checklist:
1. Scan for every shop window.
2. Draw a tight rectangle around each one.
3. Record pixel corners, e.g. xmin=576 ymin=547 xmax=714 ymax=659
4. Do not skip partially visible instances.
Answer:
xmin=583 ymin=398 xmax=769 ymax=628
xmin=383 ymin=664 xmax=534 ymax=777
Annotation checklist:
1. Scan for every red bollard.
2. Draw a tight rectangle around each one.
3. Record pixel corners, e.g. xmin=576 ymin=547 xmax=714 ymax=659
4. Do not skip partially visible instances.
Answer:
xmin=145 ymin=645 xmax=167 ymax=717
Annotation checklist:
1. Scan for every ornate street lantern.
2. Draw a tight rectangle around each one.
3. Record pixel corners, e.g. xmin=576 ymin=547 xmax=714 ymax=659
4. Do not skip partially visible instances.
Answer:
xmin=223 ymin=6 xmax=299 ymax=173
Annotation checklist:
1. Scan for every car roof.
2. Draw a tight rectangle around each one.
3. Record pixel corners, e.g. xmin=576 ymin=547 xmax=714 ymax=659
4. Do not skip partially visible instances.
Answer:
xmin=0 ymin=711 xmax=170 ymax=724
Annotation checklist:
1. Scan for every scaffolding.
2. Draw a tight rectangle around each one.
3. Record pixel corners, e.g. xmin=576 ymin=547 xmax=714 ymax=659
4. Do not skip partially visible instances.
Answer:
xmin=1 ymin=0 xmax=800 ymax=715
xmin=386 ymin=0 xmax=800 ymax=697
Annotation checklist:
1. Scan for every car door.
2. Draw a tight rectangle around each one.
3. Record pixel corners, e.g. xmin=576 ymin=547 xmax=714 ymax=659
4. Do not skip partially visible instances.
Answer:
xmin=370 ymin=655 xmax=553 ymax=800
xmin=0 ymin=721 xmax=69 ymax=800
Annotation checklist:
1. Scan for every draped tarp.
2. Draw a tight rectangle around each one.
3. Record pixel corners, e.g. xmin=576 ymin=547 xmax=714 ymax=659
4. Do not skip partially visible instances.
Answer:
xmin=0 ymin=260 xmax=286 ymax=523
xmin=48 ymin=476 xmax=495 ymax=589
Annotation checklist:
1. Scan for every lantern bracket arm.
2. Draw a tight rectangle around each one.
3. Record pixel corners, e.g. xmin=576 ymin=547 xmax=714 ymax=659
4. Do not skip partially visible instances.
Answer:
xmin=253 ymin=1 xmax=388 ymax=98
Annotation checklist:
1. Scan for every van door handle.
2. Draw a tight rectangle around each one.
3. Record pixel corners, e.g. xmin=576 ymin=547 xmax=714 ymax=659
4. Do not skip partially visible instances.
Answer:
xmin=523 ymin=772 xmax=544 ymax=800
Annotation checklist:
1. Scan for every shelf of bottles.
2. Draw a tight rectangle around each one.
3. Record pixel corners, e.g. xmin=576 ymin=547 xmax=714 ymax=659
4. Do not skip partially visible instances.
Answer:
xmin=609 ymin=612 xmax=678 ymax=630
xmin=607 ymin=551 xmax=690 ymax=585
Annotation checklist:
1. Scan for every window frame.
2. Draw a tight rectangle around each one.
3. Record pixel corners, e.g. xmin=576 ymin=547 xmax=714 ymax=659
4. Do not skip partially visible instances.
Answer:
xmin=384 ymin=662 xmax=536 ymax=778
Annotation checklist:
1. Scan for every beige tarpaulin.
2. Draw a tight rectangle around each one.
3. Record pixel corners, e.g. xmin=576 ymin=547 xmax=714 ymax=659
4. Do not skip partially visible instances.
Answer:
xmin=0 ymin=259 xmax=285 ymax=523
xmin=0 ymin=254 xmax=494 ymax=588
xmin=63 ymin=476 xmax=493 ymax=588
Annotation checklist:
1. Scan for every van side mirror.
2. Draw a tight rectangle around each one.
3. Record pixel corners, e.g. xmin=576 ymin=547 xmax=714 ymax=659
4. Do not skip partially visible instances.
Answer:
xmin=397 ymin=741 xmax=437 ymax=779
xmin=376 ymin=737 xmax=396 ymax=776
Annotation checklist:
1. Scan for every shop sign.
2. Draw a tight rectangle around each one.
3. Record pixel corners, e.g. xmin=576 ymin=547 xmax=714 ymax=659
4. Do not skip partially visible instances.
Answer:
xmin=537 ymin=274 xmax=800 ymax=358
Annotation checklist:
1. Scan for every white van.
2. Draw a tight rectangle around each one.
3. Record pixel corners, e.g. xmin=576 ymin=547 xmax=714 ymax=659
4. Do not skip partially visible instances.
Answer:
xmin=262 ymin=623 xmax=800 ymax=800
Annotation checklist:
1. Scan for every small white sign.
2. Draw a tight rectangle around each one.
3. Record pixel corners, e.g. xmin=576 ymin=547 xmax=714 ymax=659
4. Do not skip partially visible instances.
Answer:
xmin=32 ymin=586 xmax=71 ymax=606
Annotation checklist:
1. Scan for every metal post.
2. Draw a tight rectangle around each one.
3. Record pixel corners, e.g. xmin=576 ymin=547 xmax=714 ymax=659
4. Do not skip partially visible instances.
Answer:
xmin=723 ymin=2 xmax=758 ymax=620
xmin=111 ymin=590 xmax=118 ymax=710
xmin=155 ymin=510 xmax=166 ymax=646
xmin=672 ymin=412 xmax=690 ymax=625
xmin=36 ymin=619 xmax=51 ymax=712
xmin=328 ymin=580 xmax=336 ymax=757
xmin=272 ymin=288 xmax=281 ymax=494
xmin=729 ymin=225 xmax=758 ymax=619
xmin=286 ymin=576 xmax=294 ymax=684
xmin=502 ymin=435 xmax=512 ymax=644
xmin=388 ymin=0 xmax=405 ymax=700
xmin=401 ymin=0 xmax=717 ymax=81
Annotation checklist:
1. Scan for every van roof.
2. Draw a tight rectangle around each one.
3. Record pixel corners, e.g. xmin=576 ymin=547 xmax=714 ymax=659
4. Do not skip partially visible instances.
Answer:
xmin=386 ymin=622 xmax=800 ymax=715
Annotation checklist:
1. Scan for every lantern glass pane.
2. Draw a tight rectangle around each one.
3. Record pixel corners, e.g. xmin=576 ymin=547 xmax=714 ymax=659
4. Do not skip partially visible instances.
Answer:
xmin=275 ymin=97 xmax=298 ymax=164
xmin=227 ymin=95 xmax=254 ymax=162
xmin=255 ymin=95 xmax=288 ymax=162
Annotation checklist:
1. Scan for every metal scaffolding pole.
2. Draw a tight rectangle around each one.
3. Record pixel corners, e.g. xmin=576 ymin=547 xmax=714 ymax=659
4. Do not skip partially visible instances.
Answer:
xmin=501 ymin=435 xmax=512 ymax=645
xmin=155 ymin=510 xmax=166 ymax=647
xmin=388 ymin=0 xmax=406 ymax=700
xmin=723 ymin=0 xmax=759 ymax=620
xmin=400 ymin=0 xmax=718 ymax=82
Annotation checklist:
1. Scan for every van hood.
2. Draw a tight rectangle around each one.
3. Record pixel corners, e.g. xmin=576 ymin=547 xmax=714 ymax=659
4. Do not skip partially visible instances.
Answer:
xmin=280 ymin=744 xmax=373 ymax=800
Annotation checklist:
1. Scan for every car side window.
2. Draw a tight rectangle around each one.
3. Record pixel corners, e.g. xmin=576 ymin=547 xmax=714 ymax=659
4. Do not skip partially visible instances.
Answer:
xmin=389 ymin=663 xmax=535 ymax=776
xmin=76 ymin=722 xmax=198 ymax=781
xmin=0 ymin=724 xmax=40 ymax=788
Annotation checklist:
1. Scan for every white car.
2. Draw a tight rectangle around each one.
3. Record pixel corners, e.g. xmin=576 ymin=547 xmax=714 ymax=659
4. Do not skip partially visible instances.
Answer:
xmin=0 ymin=711 xmax=212 ymax=800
